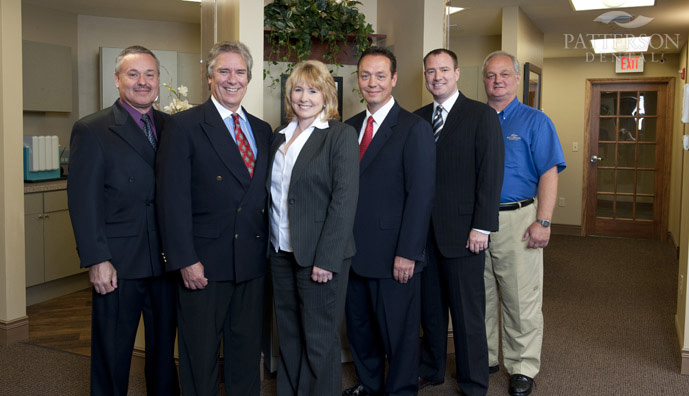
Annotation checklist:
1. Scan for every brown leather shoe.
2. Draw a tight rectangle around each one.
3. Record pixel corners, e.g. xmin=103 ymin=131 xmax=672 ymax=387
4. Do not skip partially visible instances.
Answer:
xmin=418 ymin=376 xmax=444 ymax=390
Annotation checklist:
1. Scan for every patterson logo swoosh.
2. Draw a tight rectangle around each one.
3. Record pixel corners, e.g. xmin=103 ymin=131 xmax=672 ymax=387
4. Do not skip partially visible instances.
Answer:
xmin=594 ymin=11 xmax=654 ymax=29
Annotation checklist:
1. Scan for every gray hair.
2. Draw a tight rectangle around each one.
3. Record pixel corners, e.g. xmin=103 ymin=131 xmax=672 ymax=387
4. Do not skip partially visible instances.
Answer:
xmin=481 ymin=51 xmax=520 ymax=77
xmin=206 ymin=41 xmax=253 ymax=81
xmin=114 ymin=45 xmax=160 ymax=75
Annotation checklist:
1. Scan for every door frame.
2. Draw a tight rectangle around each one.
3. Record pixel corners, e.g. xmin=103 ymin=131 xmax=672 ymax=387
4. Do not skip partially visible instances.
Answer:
xmin=582 ymin=77 xmax=675 ymax=240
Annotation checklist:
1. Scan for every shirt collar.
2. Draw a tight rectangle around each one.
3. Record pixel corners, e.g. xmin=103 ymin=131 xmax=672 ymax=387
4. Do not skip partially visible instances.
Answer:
xmin=280 ymin=112 xmax=329 ymax=139
xmin=119 ymin=98 xmax=154 ymax=122
xmin=211 ymin=95 xmax=246 ymax=122
xmin=498 ymin=96 xmax=521 ymax=119
xmin=366 ymin=96 xmax=396 ymax=125
xmin=433 ymin=90 xmax=459 ymax=113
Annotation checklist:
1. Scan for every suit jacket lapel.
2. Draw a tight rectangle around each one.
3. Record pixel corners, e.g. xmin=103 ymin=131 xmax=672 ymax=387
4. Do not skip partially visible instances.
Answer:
xmin=200 ymin=100 xmax=251 ymax=188
xmin=152 ymin=109 xmax=166 ymax=141
xmin=109 ymin=101 xmax=155 ymax=169
xmin=437 ymin=92 xmax=466 ymax=145
xmin=359 ymin=102 xmax=399 ymax=175
xmin=245 ymin=108 xmax=270 ymax=186
xmin=289 ymin=124 xmax=328 ymax=186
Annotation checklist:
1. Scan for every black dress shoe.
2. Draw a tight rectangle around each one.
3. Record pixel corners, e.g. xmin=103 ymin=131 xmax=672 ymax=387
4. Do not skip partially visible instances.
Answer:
xmin=418 ymin=376 xmax=444 ymax=390
xmin=342 ymin=384 xmax=371 ymax=396
xmin=489 ymin=365 xmax=500 ymax=374
xmin=509 ymin=374 xmax=534 ymax=396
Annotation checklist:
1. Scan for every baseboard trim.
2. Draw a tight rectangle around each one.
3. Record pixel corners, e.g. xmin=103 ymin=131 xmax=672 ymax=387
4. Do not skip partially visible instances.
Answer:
xmin=681 ymin=348 xmax=689 ymax=375
xmin=0 ymin=316 xmax=29 ymax=345
xmin=551 ymin=224 xmax=582 ymax=236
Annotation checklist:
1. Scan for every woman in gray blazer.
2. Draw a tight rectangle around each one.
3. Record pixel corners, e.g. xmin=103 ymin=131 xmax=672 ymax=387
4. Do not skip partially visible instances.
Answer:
xmin=268 ymin=60 xmax=359 ymax=396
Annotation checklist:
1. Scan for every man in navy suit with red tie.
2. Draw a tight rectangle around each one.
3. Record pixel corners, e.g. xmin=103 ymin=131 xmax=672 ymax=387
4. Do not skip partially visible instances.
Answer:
xmin=342 ymin=47 xmax=436 ymax=396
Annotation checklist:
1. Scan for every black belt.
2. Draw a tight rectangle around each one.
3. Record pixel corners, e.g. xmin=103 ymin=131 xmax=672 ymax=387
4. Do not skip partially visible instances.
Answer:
xmin=499 ymin=198 xmax=534 ymax=211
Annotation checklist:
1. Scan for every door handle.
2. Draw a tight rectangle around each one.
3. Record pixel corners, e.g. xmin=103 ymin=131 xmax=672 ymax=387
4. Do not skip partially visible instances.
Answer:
xmin=590 ymin=155 xmax=603 ymax=163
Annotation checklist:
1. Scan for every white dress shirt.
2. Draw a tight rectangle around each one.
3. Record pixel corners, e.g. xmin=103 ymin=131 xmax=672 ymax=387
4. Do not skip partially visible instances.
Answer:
xmin=270 ymin=114 xmax=330 ymax=252
xmin=358 ymin=97 xmax=396 ymax=143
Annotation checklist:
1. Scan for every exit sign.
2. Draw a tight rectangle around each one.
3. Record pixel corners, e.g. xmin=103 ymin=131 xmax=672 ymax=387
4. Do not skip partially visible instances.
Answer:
xmin=616 ymin=55 xmax=644 ymax=73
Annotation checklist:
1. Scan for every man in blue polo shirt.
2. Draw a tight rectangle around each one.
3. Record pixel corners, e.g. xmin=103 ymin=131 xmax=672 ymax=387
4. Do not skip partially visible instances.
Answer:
xmin=481 ymin=51 xmax=566 ymax=396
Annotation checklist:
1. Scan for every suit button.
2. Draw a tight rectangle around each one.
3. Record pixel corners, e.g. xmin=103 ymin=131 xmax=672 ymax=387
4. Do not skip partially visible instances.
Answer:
xmin=234 ymin=234 xmax=239 ymax=239
xmin=288 ymin=199 xmax=295 ymax=205
xmin=146 ymin=201 xmax=153 ymax=206
xmin=237 ymin=207 xmax=242 ymax=212
xmin=216 ymin=176 xmax=222 ymax=181
xmin=261 ymin=208 xmax=265 ymax=214
xmin=129 ymin=177 xmax=135 ymax=182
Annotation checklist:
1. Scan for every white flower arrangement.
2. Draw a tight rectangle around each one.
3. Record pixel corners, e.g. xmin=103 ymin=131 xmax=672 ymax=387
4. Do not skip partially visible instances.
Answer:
xmin=161 ymin=83 xmax=193 ymax=114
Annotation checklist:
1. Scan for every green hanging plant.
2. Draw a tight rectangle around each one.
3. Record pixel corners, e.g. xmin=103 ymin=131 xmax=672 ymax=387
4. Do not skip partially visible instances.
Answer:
xmin=264 ymin=0 xmax=374 ymax=88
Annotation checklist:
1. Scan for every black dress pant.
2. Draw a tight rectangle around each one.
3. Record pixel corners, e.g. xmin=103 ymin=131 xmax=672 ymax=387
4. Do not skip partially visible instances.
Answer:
xmin=419 ymin=230 xmax=489 ymax=396
xmin=270 ymin=249 xmax=349 ymax=396
xmin=90 ymin=275 xmax=179 ymax=396
xmin=346 ymin=271 xmax=421 ymax=396
xmin=176 ymin=276 xmax=265 ymax=396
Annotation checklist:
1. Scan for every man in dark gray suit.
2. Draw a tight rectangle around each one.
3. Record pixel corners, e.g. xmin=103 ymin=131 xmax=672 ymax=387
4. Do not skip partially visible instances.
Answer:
xmin=156 ymin=41 xmax=272 ymax=396
xmin=343 ymin=47 xmax=436 ymax=396
xmin=416 ymin=48 xmax=504 ymax=396
xmin=68 ymin=46 xmax=179 ymax=396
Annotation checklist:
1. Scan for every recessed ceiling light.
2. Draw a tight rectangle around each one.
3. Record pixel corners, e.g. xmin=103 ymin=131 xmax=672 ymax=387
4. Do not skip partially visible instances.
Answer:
xmin=182 ymin=0 xmax=201 ymax=3
xmin=447 ymin=6 xmax=465 ymax=15
xmin=570 ymin=0 xmax=654 ymax=11
xmin=591 ymin=36 xmax=650 ymax=53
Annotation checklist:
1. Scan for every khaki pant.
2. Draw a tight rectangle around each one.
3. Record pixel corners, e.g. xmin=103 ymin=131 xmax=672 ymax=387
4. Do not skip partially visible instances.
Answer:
xmin=484 ymin=201 xmax=543 ymax=378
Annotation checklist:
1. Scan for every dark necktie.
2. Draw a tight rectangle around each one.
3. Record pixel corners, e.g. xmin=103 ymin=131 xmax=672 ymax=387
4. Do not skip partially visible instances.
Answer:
xmin=232 ymin=113 xmax=255 ymax=177
xmin=140 ymin=114 xmax=157 ymax=150
xmin=359 ymin=116 xmax=374 ymax=161
xmin=432 ymin=105 xmax=444 ymax=141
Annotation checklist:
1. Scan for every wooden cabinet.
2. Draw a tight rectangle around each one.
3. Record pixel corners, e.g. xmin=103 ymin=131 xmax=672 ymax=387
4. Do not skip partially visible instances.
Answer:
xmin=24 ymin=190 xmax=82 ymax=287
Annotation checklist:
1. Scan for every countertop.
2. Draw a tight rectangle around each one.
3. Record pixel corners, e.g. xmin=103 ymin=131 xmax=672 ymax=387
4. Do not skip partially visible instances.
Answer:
xmin=24 ymin=179 xmax=67 ymax=194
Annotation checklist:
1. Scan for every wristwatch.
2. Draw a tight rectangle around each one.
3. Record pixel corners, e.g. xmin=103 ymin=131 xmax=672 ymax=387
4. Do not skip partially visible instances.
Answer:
xmin=536 ymin=219 xmax=551 ymax=228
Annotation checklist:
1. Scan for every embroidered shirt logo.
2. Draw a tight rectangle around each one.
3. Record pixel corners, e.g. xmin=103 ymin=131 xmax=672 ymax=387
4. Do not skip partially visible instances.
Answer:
xmin=507 ymin=134 xmax=521 ymax=141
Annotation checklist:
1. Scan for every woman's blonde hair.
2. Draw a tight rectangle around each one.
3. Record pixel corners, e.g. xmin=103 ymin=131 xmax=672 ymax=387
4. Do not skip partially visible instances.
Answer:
xmin=284 ymin=60 xmax=339 ymax=122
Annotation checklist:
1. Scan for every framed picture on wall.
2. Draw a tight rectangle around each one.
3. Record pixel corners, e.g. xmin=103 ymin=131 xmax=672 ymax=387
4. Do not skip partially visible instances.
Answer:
xmin=280 ymin=75 xmax=344 ymax=126
xmin=523 ymin=62 xmax=542 ymax=110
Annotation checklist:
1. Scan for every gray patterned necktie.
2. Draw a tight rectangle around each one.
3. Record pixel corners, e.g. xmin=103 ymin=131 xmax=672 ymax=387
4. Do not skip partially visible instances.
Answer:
xmin=141 ymin=114 xmax=157 ymax=150
xmin=432 ymin=105 xmax=444 ymax=141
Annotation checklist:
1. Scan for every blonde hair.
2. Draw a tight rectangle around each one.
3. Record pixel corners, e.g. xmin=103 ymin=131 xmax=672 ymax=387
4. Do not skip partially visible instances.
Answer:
xmin=284 ymin=60 xmax=339 ymax=122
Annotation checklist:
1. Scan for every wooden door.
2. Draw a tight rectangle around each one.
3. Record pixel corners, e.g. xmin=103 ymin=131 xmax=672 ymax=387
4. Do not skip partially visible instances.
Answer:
xmin=583 ymin=79 xmax=674 ymax=239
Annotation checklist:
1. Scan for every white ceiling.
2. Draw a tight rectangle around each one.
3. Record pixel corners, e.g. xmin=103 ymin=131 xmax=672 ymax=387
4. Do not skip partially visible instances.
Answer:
xmin=22 ymin=0 xmax=689 ymax=58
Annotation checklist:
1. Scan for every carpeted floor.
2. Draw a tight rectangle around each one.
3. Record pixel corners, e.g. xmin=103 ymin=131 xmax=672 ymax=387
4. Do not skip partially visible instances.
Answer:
xmin=3 ymin=235 xmax=689 ymax=395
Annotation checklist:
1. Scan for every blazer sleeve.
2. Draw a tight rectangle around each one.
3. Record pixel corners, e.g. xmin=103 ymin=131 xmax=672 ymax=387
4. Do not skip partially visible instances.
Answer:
xmin=313 ymin=124 xmax=360 ymax=272
xmin=395 ymin=118 xmax=436 ymax=261
xmin=472 ymin=108 xmax=504 ymax=231
xmin=67 ymin=120 xmax=110 ymax=267
xmin=155 ymin=116 xmax=199 ymax=271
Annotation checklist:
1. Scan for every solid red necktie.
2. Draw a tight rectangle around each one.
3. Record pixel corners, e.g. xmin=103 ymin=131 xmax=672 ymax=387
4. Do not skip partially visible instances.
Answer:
xmin=359 ymin=116 xmax=374 ymax=160
xmin=232 ymin=113 xmax=255 ymax=177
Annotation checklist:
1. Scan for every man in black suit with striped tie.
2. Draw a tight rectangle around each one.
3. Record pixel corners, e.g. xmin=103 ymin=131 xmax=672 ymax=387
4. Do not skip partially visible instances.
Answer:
xmin=415 ymin=48 xmax=504 ymax=396
xmin=68 ymin=46 xmax=179 ymax=396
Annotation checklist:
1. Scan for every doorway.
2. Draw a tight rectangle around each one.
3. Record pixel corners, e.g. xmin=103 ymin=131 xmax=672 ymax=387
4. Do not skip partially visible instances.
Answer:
xmin=583 ymin=78 xmax=674 ymax=239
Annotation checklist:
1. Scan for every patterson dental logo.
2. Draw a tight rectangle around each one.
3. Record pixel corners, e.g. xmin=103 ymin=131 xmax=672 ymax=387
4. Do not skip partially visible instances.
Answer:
xmin=593 ymin=11 xmax=653 ymax=29
xmin=562 ymin=11 xmax=679 ymax=62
